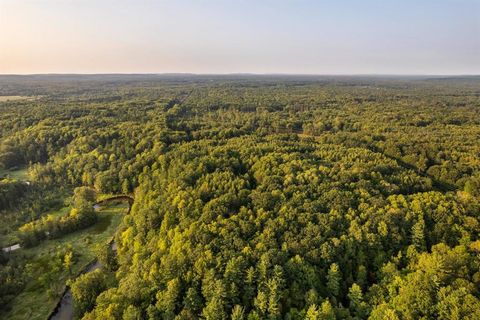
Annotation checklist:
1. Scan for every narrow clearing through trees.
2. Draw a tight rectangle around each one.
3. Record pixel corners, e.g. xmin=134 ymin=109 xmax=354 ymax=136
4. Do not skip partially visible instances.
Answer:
xmin=46 ymin=195 xmax=133 ymax=320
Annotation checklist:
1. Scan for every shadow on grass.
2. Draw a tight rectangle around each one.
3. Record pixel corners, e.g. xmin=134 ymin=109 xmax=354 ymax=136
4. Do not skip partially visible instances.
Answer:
xmin=89 ymin=214 xmax=113 ymax=235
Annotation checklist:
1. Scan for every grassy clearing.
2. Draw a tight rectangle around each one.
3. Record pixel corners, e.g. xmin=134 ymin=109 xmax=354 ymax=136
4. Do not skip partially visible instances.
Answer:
xmin=0 ymin=167 xmax=33 ymax=246
xmin=0 ymin=192 xmax=115 ymax=248
xmin=0 ymin=198 xmax=69 ymax=248
xmin=95 ymin=193 xmax=132 ymax=201
xmin=0 ymin=96 xmax=36 ymax=102
xmin=47 ymin=206 xmax=70 ymax=219
xmin=2 ymin=203 xmax=128 ymax=320
xmin=0 ymin=167 xmax=30 ymax=181
xmin=0 ymin=231 xmax=20 ymax=249
xmin=96 ymin=193 xmax=117 ymax=201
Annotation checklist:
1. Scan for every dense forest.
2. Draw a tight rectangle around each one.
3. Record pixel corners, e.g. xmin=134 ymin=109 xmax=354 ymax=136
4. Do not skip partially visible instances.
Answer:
xmin=1 ymin=75 xmax=479 ymax=320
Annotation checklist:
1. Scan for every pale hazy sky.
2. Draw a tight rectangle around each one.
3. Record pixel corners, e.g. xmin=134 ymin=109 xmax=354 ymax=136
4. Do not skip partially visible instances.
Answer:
xmin=0 ymin=0 xmax=479 ymax=74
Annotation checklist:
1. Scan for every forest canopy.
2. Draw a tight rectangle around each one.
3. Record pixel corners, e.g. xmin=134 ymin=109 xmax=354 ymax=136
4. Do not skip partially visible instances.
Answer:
xmin=0 ymin=75 xmax=479 ymax=320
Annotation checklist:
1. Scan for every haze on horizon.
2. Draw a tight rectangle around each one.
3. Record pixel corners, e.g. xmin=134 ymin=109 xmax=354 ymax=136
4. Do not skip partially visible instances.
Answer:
xmin=0 ymin=0 xmax=479 ymax=75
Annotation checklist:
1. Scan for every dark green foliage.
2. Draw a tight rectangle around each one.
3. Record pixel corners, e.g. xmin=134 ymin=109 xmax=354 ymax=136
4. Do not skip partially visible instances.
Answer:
xmin=0 ymin=179 xmax=29 ymax=211
xmin=70 ymin=269 xmax=108 ymax=318
xmin=1 ymin=75 xmax=480 ymax=319
xmin=95 ymin=241 xmax=118 ymax=272
xmin=18 ymin=187 xmax=97 ymax=247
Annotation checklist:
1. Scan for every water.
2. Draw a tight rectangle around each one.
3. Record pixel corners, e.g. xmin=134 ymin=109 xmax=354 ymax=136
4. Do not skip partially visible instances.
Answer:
xmin=49 ymin=261 xmax=102 ymax=320
xmin=49 ymin=290 xmax=73 ymax=320
xmin=48 ymin=196 xmax=132 ymax=320
xmin=84 ymin=260 xmax=102 ymax=273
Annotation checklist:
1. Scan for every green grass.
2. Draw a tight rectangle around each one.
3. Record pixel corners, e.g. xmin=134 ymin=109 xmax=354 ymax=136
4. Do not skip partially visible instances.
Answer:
xmin=0 ymin=96 xmax=39 ymax=102
xmin=0 ymin=167 xmax=31 ymax=247
xmin=2 ymin=203 xmax=128 ymax=320
xmin=96 ymin=193 xmax=117 ymax=201
xmin=0 ymin=167 xmax=30 ymax=181
xmin=0 ymin=231 xmax=20 ymax=249
xmin=47 ymin=206 xmax=71 ymax=218
xmin=0 ymin=205 xmax=70 ymax=248
xmin=96 ymin=193 xmax=132 ymax=201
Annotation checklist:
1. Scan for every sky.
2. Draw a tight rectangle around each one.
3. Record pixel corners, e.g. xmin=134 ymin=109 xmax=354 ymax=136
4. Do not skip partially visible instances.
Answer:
xmin=0 ymin=0 xmax=479 ymax=75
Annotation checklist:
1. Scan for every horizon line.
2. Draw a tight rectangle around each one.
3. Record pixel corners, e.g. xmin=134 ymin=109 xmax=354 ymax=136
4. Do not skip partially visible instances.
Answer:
xmin=1 ymin=72 xmax=479 ymax=77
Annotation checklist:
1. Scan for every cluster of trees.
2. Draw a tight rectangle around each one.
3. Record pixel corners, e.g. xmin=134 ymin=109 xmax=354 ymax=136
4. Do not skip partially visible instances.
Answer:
xmin=0 ymin=177 xmax=65 ymax=246
xmin=369 ymin=241 xmax=480 ymax=319
xmin=0 ymin=75 xmax=479 ymax=319
xmin=0 ymin=179 xmax=28 ymax=211
xmin=0 ymin=258 xmax=26 ymax=309
xmin=0 ymin=123 xmax=76 ymax=169
xmin=0 ymin=243 xmax=76 ymax=312
xmin=70 ymin=269 xmax=111 ymax=318
xmin=18 ymin=187 xmax=97 ymax=247
xmin=77 ymin=135 xmax=479 ymax=319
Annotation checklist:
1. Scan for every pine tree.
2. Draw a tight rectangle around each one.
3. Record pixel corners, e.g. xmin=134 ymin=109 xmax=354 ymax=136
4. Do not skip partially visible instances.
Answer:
xmin=327 ymin=263 xmax=341 ymax=298
xmin=320 ymin=300 xmax=336 ymax=320
xmin=231 ymin=305 xmax=245 ymax=320
xmin=412 ymin=218 xmax=426 ymax=251
xmin=348 ymin=283 xmax=366 ymax=318
xmin=305 ymin=304 xmax=320 ymax=320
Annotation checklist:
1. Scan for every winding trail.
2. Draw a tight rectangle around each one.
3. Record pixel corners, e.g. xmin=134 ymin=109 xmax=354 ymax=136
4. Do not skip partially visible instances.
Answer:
xmin=47 ymin=195 xmax=134 ymax=320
